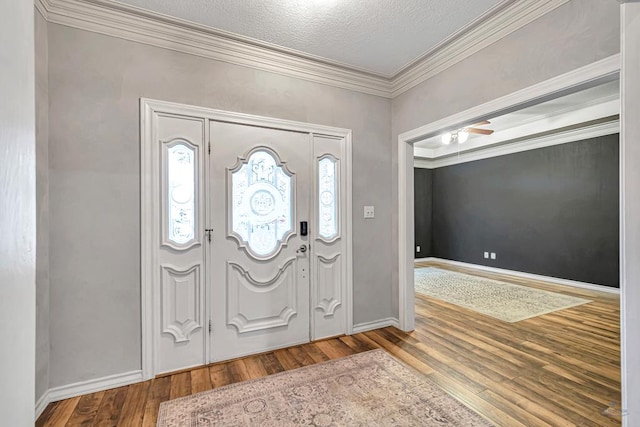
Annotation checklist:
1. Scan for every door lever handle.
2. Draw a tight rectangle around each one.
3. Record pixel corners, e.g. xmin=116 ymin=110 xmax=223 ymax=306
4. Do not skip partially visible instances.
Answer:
xmin=296 ymin=244 xmax=308 ymax=254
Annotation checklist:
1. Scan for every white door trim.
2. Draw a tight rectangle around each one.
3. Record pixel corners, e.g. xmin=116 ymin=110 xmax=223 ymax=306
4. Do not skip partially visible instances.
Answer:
xmin=141 ymin=98 xmax=353 ymax=379
xmin=397 ymin=53 xmax=621 ymax=333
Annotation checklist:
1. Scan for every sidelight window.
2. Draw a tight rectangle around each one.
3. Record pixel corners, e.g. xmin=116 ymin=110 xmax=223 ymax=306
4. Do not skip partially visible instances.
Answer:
xmin=318 ymin=156 xmax=338 ymax=240
xmin=167 ymin=143 xmax=196 ymax=245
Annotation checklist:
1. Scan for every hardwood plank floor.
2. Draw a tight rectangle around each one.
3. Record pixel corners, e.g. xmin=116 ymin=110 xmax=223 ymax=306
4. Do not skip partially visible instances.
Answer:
xmin=37 ymin=262 xmax=621 ymax=426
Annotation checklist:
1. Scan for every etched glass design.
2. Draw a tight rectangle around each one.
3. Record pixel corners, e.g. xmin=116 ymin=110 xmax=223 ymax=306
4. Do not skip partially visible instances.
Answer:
xmin=231 ymin=150 xmax=293 ymax=257
xmin=318 ymin=157 xmax=338 ymax=240
xmin=168 ymin=143 xmax=195 ymax=245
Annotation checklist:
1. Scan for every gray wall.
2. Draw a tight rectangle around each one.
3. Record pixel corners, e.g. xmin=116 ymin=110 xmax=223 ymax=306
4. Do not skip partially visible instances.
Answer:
xmin=415 ymin=135 xmax=620 ymax=287
xmin=47 ymin=23 xmax=392 ymax=387
xmin=0 ymin=0 xmax=36 ymax=423
xmin=414 ymin=168 xmax=432 ymax=258
xmin=391 ymin=0 xmax=621 ymax=315
xmin=35 ymin=8 xmax=50 ymax=403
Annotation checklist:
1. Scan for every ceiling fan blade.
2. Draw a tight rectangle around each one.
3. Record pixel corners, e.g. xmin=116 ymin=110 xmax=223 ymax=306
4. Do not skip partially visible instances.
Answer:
xmin=466 ymin=128 xmax=494 ymax=135
xmin=469 ymin=120 xmax=491 ymax=126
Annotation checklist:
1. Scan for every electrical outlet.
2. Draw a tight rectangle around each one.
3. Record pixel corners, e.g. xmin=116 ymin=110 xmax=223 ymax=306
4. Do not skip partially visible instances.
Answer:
xmin=416 ymin=246 xmax=421 ymax=252
xmin=364 ymin=205 xmax=375 ymax=219
xmin=490 ymin=252 xmax=496 ymax=260
xmin=484 ymin=252 xmax=489 ymax=259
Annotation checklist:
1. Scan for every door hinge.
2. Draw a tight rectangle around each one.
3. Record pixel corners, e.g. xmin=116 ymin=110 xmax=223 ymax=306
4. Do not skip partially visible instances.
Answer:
xmin=205 ymin=229 xmax=213 ymax=242
xmin=208 ymin=319 xmax=212 ymax=334
xmin=208 ymin=141 xmax=211 ymax=155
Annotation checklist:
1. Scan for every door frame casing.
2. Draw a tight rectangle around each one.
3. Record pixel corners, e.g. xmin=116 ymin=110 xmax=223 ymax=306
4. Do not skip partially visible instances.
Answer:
xmin=140 ymin=98 xmax=354 ymax=379
xmin=397 ymin=54 xmax=621 ymax=332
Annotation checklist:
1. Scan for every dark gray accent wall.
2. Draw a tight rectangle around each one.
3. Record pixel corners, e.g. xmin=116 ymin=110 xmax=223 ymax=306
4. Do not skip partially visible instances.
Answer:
xmin=414 ymin=168 xmax=433 ymax=258
xmin=415 ymin=133 xmax=620 ymax=287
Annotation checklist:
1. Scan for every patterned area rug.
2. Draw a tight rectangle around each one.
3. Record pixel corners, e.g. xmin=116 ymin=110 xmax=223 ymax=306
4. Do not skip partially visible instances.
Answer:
xmin=415 ymin=267 xmax=591 ymax=322
xmin=157 ymin=349 xmax=493 ymax=426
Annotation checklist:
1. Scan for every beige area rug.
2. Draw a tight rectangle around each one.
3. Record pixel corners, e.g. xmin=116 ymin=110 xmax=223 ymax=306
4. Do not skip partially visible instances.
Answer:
xmin=157 ymin=349 xmax=493 ymax=426
xmin=415 ymin=267 xmax=591 ymax=322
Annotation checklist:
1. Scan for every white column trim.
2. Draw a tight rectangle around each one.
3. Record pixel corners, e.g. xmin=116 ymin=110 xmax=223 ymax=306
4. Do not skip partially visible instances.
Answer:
xmin=619 ymin=1 xmax=640 ymax=424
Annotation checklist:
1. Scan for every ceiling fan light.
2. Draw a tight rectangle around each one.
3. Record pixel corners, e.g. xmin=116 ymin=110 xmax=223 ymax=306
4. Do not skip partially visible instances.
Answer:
xmin=441 ymin=132 xmax=452 ymax=145
xmin=458 ymin=130 xmax=469 ymax=143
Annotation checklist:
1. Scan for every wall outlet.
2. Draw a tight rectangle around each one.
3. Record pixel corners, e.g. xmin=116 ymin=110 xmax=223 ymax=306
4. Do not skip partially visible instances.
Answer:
xmin=364 ymin=205 xmax=375 ymax=219
xmin=490 ymin=252 xmax=496 ymax=260
xmin=416 ymin=245 xmax=421 ymax=252
xmin=484 ymin=251 xmax=489 ymax=259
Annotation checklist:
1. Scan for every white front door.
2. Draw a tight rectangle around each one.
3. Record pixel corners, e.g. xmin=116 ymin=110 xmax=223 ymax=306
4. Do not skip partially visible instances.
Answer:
xmin=143 ymin=100 xmax=351 ymax=378
xmin=208 ymin=121 xmax=311 ymax=362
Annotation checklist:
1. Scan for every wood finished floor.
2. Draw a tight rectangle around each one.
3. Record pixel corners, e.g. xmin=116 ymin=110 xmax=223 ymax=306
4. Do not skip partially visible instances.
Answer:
xmin=37 ymin=262 xmax=621 ymax=426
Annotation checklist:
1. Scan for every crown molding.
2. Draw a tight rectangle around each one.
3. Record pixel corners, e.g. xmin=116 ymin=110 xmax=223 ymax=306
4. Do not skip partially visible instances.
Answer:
xmin=391 ymin=0 xmax=571 ymax=97
xmin=399 ymin=54 xmax=621 ymax=144
xmin=37 ymin=0 xmax=569 ymax=99
xmin=418 ymin=96 xmax=619 ymax=159
xmin=413 ymin=120 xmax=620 ymax=169
xmin=34 ymin=0 xmax=50 ymax=19
xmin=41 ymin=0 xmax=392 ymax=97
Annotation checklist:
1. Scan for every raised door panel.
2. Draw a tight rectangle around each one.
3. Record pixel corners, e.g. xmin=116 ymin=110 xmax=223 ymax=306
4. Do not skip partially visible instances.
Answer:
xmin=226 ymin=259 xmax=297 ymax=333
xmin=161 ymin=264 xmax=202 ymax=343
xmin=315 ymin=253 xmax=342 ymax=317
xmin=311 ymin=135 xmax=347 ymax=340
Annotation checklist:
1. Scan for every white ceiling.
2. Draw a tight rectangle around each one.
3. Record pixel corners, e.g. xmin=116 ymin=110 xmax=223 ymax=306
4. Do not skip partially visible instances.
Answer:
xmin=112 ymin=0 xmax=505 ymax=76
xmin=414 ymin=80 xmax=620 ymax=159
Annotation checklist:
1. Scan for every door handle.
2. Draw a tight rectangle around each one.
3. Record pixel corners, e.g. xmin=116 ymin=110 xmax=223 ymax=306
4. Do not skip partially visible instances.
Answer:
xmin=296 ymin=244 xmax=308 ymax=254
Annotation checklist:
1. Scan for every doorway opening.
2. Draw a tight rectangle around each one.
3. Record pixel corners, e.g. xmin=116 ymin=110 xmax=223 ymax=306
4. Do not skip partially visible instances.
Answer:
xmin=397 ymin=55 xmax=621 ymax=331
xmin=396 ymin=55 xmax=622 ymax=424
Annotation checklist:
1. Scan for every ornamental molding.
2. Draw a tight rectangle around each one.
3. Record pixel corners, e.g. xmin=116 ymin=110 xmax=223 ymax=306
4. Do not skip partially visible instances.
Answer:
xmin=413 ymin=120 xmax=620 ymax=169
xmin=34 ymin=0 xmax=569 ymax=99
xmin=226 ymin=259 xmax=298 ymax=333
xmin=227 ymin=146 xmax=296 ymax=261
xmin=228 ymin=257 xmax=296 ymax=289
xmin=160 ymin=137 xmax=200 ymax=251
xmin=315 ymin=253 xmax=342 ymax=317
xmin=161 ymin=264 xmax=202 ymax=343
xmin=316 ymin=154 xmax=340 ymax=243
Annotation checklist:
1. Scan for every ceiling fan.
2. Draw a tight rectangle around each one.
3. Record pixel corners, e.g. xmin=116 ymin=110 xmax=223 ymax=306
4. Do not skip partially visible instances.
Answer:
xmin=441 ymin=120 xmax=494 ymax=144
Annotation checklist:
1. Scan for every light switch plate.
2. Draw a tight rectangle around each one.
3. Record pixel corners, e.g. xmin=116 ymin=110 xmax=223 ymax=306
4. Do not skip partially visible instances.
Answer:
xmin=490 ymin=252 xmax=496 ymax=260
xmin=364 ymin=205 xmax=375 ymax=219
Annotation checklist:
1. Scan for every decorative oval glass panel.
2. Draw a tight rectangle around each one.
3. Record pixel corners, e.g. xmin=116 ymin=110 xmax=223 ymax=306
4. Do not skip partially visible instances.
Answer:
xmin=231 ymin=149 xmax=293 ymax=258
xmin=167 ymin=143 xmax=195 ymax=245
xmin=318 ymin=156 xmax=338 ymax=240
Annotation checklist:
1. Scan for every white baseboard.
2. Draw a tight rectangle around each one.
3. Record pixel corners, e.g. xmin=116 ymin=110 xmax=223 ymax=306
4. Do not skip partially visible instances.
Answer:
xmin=352 ymin=317 xmax=400 ymax=334
xmin=35 ymin=389 xmax=51 ymax=420
xmin=419 ymin=257 xmax=620 ymax=295
xmin=36 ymin=369 xmax=144 ymax=419
xmin=414 ymin=257 xmax=432 ymax=262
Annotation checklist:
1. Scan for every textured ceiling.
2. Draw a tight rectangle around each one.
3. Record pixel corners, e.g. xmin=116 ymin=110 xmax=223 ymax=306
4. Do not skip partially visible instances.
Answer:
xmin=113 ymin=0 xmax=505 ymax=76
